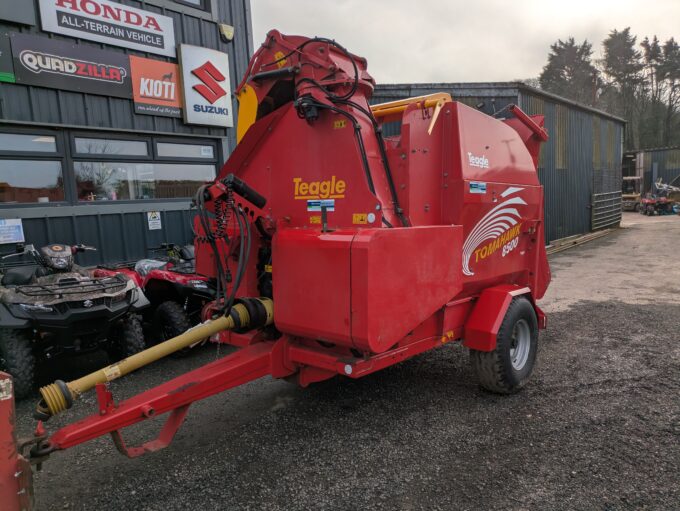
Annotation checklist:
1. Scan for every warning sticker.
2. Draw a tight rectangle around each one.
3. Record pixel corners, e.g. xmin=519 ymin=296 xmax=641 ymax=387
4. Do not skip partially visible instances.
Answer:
xmin=353 ymin=213 xmax=368 ymax=224
xmin=0 ymin=378 xmax=12 ymax=401
xmin=307 ymin=199 xmax=335 ymax=212
xmin=147 ymin=211 xmax=162 ymax=230
xmin=469 ymin=181 xmax=487 ymax=194
xmin=103 ymin=365 xmax=122 ymax=382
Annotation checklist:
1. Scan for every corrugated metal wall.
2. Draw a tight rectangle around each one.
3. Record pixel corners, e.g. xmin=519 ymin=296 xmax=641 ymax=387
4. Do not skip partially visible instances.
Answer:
xmin=0 ymin=0 xmax=253 ymax=264
xmin=16 ymin=205 xmax=194 ymax=266
xmin=519 ymin=90 xmax=623 ymax=238
xmin=638 ymin=148 xmax=680 ymax=192
xmin=372 ymin=83 xmax=624 ymax=242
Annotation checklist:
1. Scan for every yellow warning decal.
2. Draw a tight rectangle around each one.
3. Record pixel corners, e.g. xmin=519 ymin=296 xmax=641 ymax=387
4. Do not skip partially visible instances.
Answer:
xmin=274 ymin=51 xmax=287 ymax=69
xmin=333 ymin=119 xmax=347 ymax=129
xmin=309 ymin=215 xmax=321 ymax=224
xmin=264 ymin=264 xmax=272 ymax=273
xmin=352 ymin=213 xmax=368 ymax=224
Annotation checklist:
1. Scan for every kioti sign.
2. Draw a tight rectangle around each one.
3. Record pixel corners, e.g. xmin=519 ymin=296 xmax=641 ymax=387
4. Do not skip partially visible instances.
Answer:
xmin=180 ymin=44 xmax=233 ymax=128
xmin=11 ymin=33 xmax=132 ymax=98
xmin=130 ymin=56 xmax=182 ymax=118
xmin=39 ymin=0 xmax=176 ymax=57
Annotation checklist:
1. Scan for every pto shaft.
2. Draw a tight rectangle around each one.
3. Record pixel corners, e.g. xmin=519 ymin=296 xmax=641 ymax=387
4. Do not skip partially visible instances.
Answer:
xmin=36 ymin=298 xmax=273 ymax=419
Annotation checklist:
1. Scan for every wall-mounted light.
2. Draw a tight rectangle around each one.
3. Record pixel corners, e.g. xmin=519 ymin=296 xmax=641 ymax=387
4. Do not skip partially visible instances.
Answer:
xmin=219 ymin=23 xmax=234 ymax=43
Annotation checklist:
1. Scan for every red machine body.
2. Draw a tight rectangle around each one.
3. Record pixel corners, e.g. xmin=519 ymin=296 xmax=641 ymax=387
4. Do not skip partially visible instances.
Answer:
xmin=2 ymin=31 xmax=551 ymax=510
xmin=196 ymin=30 xmax=550 ymax=357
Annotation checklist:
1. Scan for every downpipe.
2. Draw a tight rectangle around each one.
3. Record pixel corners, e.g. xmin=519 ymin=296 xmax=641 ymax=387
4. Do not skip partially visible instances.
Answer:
xmin=34 ymin=298 xmax=274 ymax=420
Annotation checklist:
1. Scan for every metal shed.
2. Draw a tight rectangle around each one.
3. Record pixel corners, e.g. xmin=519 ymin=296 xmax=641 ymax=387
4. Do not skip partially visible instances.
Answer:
xmin=372 ymin=82 xmax=626 ymax=242
xmin=626 ymin=147 xmax=680 ymax=193
xmin=0 ymin=0 xmax=253 ymax=265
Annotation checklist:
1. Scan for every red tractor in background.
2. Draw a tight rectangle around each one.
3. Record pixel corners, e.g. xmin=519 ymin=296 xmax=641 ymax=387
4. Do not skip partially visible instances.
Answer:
xmin=2 ymin=30 xmax=550 ymax=509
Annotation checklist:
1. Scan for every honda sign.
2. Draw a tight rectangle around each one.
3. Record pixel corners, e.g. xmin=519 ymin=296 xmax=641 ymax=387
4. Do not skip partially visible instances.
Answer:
xmin=179 ymin=44 xmax=233 ymax=128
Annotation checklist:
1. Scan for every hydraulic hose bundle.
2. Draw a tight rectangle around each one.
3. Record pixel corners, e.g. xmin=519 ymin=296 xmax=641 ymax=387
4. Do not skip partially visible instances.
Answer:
xmin=194 ymin=174 xmax=267 ymax=316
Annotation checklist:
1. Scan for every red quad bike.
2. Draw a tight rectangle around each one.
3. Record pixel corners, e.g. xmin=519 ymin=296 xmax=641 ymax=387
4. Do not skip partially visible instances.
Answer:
xmin=2 ymin=31 xmax=551 ymax=509
xmin=95 ymin=244 xmax=216 ymax=351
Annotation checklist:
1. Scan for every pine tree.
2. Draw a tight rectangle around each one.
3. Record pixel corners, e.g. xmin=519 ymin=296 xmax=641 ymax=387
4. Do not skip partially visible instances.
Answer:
xmin=539 ymin=38 xmax=600 ymax=106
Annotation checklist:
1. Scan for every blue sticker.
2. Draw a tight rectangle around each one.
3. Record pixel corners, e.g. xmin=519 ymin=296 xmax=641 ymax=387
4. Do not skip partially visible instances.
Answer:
xmin=307 ymin=199 xmax=335 ymax=212
xmin=469 ymin=181 xmax=487 ymax=194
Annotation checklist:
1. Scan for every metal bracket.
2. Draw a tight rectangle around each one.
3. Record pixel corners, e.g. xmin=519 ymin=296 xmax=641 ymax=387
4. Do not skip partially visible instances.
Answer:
xmin=110 ymin=405 xmax=191 ymax=458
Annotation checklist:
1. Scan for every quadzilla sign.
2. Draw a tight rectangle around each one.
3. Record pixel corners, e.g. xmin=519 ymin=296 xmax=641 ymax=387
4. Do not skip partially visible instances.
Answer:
xmin=39 ymin=0 xmax=176 ymax=58
xmin=11 ymin=33 xmax=131 ymax=98
xmin=179 ymin=44 xmax=233 ymax=128
xmin=130 ymin=55 xmax=182 ymax=118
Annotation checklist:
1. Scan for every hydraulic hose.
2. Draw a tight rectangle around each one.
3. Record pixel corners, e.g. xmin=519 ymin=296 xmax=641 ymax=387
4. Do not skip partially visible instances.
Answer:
xmin=35 ymin=298 xmax=274 ymax=420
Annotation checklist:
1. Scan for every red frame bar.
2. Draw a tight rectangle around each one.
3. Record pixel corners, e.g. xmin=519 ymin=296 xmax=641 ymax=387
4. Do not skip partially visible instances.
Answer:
xmin=47 ymin=342 xmax=274 ymax=451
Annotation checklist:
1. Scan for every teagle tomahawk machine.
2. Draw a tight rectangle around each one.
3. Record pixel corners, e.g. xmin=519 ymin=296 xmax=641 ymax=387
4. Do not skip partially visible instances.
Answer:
xmin=1 ymin=30 xmax=550 ymax=508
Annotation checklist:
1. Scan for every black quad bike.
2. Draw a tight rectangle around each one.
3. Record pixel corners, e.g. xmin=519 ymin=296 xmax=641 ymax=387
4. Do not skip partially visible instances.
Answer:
xmin=0 ymin=243 xmax=150 ymax=398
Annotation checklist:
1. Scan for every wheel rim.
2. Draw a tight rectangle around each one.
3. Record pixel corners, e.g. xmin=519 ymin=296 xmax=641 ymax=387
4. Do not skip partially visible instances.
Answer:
xmin=509 ymin=319 xmax=531 ymax=371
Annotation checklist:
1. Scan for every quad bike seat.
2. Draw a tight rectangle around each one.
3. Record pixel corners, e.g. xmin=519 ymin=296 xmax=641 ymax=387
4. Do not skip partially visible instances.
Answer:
xmin=1 ymin=265 xmax=49 ymax=286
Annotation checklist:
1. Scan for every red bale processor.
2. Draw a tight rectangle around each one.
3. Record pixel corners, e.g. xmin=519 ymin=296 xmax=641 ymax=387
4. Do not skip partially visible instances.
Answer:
xmin=1 ymin=30 xmax=550 ymax=509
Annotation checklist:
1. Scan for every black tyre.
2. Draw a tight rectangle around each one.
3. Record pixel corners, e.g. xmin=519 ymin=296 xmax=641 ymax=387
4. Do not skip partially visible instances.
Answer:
xmin=109 ymin=315 xmax=146 ymax=360
xmin=0 ymin=329 xmax=35 ymax=399
xmin=152 ymin=301 xmax=192 ymax=356
xmin=469 ymin=297 xmax=538 ymax=394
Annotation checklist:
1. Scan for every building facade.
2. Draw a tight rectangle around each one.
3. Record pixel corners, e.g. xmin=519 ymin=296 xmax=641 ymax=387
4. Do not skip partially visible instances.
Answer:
xmin=372 ymin=83 xmax=625 ymax=242
xmin=0 ymin=0 xmax=253 ymax=265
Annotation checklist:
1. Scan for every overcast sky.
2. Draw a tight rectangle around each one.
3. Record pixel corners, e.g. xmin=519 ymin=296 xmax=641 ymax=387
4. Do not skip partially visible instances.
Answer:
xmin=251 ymin=0 xmax=680 ymax=84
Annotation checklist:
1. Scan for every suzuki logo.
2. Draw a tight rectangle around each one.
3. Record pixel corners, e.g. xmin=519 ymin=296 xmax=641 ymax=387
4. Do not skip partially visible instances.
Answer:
xmin=191 ymin=61 xmax=227 ymax=104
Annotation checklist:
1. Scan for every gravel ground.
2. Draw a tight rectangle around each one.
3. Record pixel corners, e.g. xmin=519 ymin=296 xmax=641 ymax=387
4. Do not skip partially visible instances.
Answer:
xmin=15 ymin=212 xmax=680 ymax=510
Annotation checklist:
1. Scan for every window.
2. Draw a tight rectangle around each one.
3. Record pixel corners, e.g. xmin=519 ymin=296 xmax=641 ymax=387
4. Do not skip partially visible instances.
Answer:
xmin=74 ymin=137 xmax=148 ymax=157
xmin=0 ymin=134 xmax=57 ymax=153
xmin=157 ymin=142 xmax=214 ymax=159
xmin=75 ymin=162 xmax=215 ymax=201
xmin=172 ymin=0 xmax=209 ymax=10
xmin=0 ymin=160 xmax=64 ymax=203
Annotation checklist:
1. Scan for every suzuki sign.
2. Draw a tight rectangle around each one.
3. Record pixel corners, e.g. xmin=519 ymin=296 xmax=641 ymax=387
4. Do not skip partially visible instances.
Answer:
xmin=39 ymin=0 xmax=176 ymax=57
xmin=179 ymin=44 xmax=233 ymax=128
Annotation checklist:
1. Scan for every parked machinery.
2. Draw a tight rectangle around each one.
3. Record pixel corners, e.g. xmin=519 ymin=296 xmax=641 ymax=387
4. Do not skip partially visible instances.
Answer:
xmin=95 ymin=243 xmax=215 ymax=351
xmin=0 ymin=243 xmax=148 ymax=399
xmin=1 ymin=31 xmax=550 ymax=509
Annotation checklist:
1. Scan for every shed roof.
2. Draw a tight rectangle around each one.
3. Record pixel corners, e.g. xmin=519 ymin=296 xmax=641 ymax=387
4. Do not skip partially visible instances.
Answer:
xmin=374 ymin=81 xmax=626 ymax=124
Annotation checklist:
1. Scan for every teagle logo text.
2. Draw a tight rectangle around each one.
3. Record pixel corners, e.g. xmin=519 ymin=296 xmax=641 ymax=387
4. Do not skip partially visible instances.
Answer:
xmin=293 ymin=176 xmax=346 ymax=200
xmin=468 ymin=152 xmax=490 ymax=169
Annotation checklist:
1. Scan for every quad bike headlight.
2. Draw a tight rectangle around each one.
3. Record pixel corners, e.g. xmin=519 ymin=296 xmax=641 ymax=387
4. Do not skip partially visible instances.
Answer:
xmin=48 ymin=255 xmax=73 ymax=270
xmin=19 ymin=303 xmax=54 ymax=313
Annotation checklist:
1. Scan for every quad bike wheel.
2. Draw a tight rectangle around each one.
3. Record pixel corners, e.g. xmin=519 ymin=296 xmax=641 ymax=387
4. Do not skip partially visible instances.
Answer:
xmin=469 ymin=296 xmax=538 ymax=394
xmin=108 ymin=315 xmax=146 ymax=360
xmin=152 ymin=301 xmax=193 ymax=357
xmin=0 ymin=329 xmax=35 ymax=399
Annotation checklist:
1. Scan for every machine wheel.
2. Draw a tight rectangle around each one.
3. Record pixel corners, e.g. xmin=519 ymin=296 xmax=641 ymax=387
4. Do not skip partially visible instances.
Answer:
xmin=0 ymin=329 xmax=35 ymax=399
xmin=469 ymin=297 xmax=538 ymax=394
xmin=634 ymin=203 xmax=640 ymax=212
xmin=109 ymin=315 xmax=145 ymax=360
xmin=152 ymin=301 xmax=192 ymax=356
